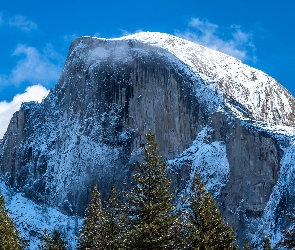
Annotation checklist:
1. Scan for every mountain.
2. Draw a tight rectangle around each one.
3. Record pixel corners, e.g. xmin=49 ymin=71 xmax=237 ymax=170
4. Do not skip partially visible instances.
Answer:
xmin=1 ymin=32 xmax=295 ymax=248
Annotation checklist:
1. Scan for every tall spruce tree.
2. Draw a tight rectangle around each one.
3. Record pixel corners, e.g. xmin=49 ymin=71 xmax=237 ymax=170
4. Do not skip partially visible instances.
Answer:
xmin=186 ymin=173 xmax=237 ymax=249
xmin=38 ymin=229 xmax=66 ymax=250
xmin=102 ymin=186 xmax=127 ymax=249
xmin=0 ymin=194 xmax=27 ymax=250
xmin=78 ymin=185 xmax=126 ymax=250
xmin=263 ymin=235 xmax=272 ymax=250
xmin=125 ymin=130 xmax=177 ymax=249
xmin=277 ymin=210 xmax=295 ymax=249
xmin=243 ymin=240 xmax=251 ymax=250
xmin=168 ymin=207 xmax=188 ymax=249
xmin=77 ymin=185 xmax=106 ymax=249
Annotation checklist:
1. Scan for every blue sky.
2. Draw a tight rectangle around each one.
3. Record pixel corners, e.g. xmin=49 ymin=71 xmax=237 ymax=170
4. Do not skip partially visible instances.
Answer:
xmin=0 ymin=0 xmax=294 ymax=137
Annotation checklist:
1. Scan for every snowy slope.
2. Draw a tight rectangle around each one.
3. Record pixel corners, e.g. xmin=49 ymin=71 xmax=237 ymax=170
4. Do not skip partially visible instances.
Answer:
xmin=1 ymin=31 xmax=295 ymax=250
xmin=168 ymin=126 xmax=230 ymax=199
xmin=0 ymin=180 xmax=83 ymax=249
xmin=114 ymin=32 xmax=295 ymax=125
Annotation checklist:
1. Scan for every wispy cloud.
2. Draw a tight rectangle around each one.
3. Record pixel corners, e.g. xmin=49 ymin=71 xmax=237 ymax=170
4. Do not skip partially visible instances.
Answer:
xmin=0 ymin=85 xmax=49 ymax=139
xmin=120 ymin=29 xmax=144 ymax=37
xmin=176 ymin=18 xmax=256 ymax=62
xmin=8 ymin=15 xmax=37 ymax=32
xmin=63 ymin=33 xmax=79 ymax=42
xmin=0 ymin=44 xmax=63 ymax=87
xmin=120 ymin=29 xmax=132 ymax=36
xmin=93 ymin=32 xmax=100 ymax=38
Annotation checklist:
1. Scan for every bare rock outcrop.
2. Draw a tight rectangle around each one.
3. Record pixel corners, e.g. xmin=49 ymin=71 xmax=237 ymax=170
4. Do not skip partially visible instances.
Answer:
xmin=1 ymin=32 xmax=295 ymax=247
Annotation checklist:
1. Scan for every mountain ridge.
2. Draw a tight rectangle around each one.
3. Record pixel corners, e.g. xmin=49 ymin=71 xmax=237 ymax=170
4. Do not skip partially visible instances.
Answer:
xmin=97 ymin=32 xmax=295 ymax=125
xmin=1 ymin=32 xmax=295 ymax=249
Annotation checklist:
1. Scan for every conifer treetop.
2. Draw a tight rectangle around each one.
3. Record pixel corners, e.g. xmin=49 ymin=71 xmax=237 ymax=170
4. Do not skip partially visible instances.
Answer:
xmin=0 ymin=194 xmax=27 ymax=250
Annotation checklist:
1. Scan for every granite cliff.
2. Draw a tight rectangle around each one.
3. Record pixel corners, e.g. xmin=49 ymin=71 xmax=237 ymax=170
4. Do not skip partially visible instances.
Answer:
xmin=1 ymin=32 xmax=295 ymax=248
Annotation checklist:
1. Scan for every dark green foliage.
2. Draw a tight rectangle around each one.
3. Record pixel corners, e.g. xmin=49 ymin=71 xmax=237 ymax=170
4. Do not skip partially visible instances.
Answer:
xmin=125 ymin=130 xmax=177 ymax=249
xmin=263 ymin=235 xmax=272 ymax=250
xmin=38 ymin=229 xmax=66 ymax=250
xmin=185 ymin=174 xmax=238 ymax=250
xmin=277 ymin=210 xmax=295 ymax=249
xmin=101 ymin=186 xmax=127 ymax=249
xmin=243 ymin=240 xmax=251 ymax=250
xmin=77 ymin=185 xmax=106 ymax=249
xmin=167 ymin=208 xmax=188 ymax=249
xmin=77 ymin=185 xmax=126 ymax=249
xmin=0 ymin=194 xmax=27 ymax=250
xmin=77 ymin=130 xmax=239 ymax=249
xmin=38 ymin=229 xmax=52 ymax=250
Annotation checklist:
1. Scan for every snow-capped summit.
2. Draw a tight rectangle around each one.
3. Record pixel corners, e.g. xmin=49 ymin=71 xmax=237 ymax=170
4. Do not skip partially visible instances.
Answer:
xmin=118 ymin=32 xmax=295 ymax=125
xmin=1 ymin=32 xmax=295 ymax=248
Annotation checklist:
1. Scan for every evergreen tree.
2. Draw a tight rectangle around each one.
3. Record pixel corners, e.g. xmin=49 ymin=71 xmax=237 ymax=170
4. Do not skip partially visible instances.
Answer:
xmin=243 ymin=240 xmax=251 ymax=250
xmin=125 ymin=130 xmax=177 ymax=249
xmin=38 ymin=229 xmax=66 ymax=250
xmin=102 ymin=186 xmax=127 ymax=249
xmin=78 ymin=185 xmax=126 ymax=249
xmin=38 ymin=229 xmax=52 ymax=250
xmin=168 ymin=208 xmax=188 ymax=249
xmin=0 ymin=194 xmax=27 ymax=250
xmin=77 ymin=185 xmax=106 ymax=249
xmin=277 ymin=210 xmax=295 ymax=249
xmin=263 ymin=235 xmax=272 ymax=250
xmin=186 ymin=173 xmax=237 ymax=249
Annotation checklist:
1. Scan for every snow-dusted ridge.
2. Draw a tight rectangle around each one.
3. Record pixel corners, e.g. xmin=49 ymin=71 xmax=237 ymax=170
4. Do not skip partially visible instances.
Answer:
xmin=86 ymin=31 xmax=295 ymax=126
xmin=1 ymin=31 xmax=295 ymax=250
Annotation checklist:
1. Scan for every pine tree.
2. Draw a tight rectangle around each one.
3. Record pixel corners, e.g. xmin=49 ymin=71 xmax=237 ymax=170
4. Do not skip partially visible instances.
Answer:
xmin=0 ymin=194 xmax=27 ymax=250
xmin=243 ymin=240 xmax=251 ymax=250
xmin=102 ymin=186 xmax=127 ymax=249
xmin=38 ymin=229 xmax=66 ymax=250
xmin=263 ymin=235 xmax=272 ymax=250
xmin=78 ymin=185 xmax=126 ymax=249
xmin=125 ymin=129 xmax=177 ymax=249
xmin=168 ymin=208 xmax=188 ymax=249
xmin=277 ymin=210 xmax=295 ymax=249
xmin=186 ymin=173 xmax=237 ymax=249
xmin=77 ymin=185 xmax=106 ymax=249
xmin=38 ymin=229 xmax=52 ymax=250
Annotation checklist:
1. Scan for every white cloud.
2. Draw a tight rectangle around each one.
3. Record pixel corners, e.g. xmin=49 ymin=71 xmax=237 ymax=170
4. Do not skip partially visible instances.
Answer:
xmin=63 ymin=33 xmax=79 ymax=42
xmin=120 ymin=29 xmax=132 ymax=36
xmin=93 ymin=32 xmax=100 ymax=38
xmin=8 ymin=15 xmax=37 ymax=32
xmin=176 ymin=18 xmax=256 ymax=62
xmin=0 ymin=85 xmax=49 ymax=139
xmin=120 ymin=29 xmax=144 ymax=37
xmin=0 ymin=44 xmax=63 ymax=87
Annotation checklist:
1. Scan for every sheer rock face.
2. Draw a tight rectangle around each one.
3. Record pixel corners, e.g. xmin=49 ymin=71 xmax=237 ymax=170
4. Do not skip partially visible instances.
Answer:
xmin=0 ymin=38 xmax=208 ymax=214
xmin=0 ymin=32 xmax=295 ymax=246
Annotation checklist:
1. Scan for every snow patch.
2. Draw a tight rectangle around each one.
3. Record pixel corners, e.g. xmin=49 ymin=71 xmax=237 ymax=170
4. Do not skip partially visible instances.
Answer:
xmin=119 ymin=32 xmax=295 ymax=125
xmin=169 ymin=127 xmax=230 ymax=198
xmin=245 ymin=139 xmax=295 ymax=249
xmin=0 ymin=180 xmax=83 ymax=250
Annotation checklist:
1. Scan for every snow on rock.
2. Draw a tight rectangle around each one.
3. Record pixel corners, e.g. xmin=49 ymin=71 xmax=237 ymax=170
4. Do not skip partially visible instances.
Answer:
xmin=1 ymin=31 xmax=295 ymax=249
xmin=0 ymin=180 xmax=83 ymax=249
xmin=169 ymin=127 xmax=230 ymax=198
xmin=244 ymin=138 xmax=295 ymax=249
xmin=117 ymin=32 xmax=295 ymax=126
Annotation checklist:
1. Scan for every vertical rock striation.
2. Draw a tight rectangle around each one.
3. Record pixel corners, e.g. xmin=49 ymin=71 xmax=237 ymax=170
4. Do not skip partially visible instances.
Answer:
xmin=0 ymin=32 xmax=295 ymax=247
